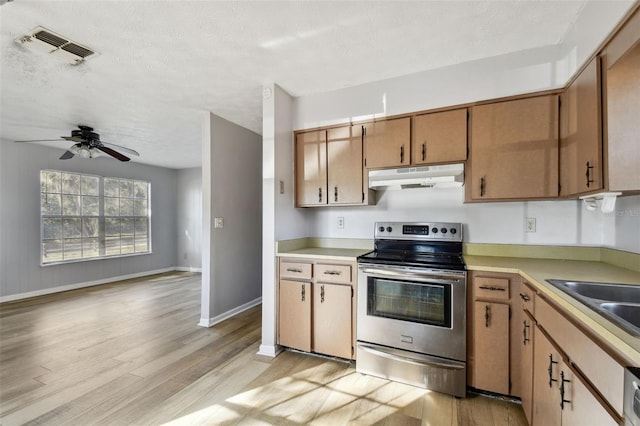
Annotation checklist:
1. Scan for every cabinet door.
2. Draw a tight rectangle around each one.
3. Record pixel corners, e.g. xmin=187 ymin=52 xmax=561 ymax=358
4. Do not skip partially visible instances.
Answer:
xmin=412 ymin=109 xmax=467 ymax=165
xmin=278 ymin=280 xmax=311 ymax=352
xmin=606 ymin=40 xmax=640 ymax=191
xmin=560 ymin=57 xmax=603 ymax=196
xmin=327 ymin=126 xmax=363 ymax=205
xmin=364 ymin=117 xmax=410 ymax=169
xmin=469 ymin=95 xmax=559 ymax=200
xmin=473 ymin=301 xmax=510 ymax=394
xmin=295 ymin=130 xmax=327 ymax=206
xmin=532 ymin=326 xmax=561 ymax=426
xmin=559 ymin=360 xmax=618 ymax=426
xmin=520 ymin=313 xmax=534 ymax=424
xmin=313 ymin=283 xmax=352 ymax=359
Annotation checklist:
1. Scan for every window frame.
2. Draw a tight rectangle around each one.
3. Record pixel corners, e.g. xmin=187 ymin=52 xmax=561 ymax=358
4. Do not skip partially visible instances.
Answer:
xmin=40 ymin=169 xmax=152 ymax=266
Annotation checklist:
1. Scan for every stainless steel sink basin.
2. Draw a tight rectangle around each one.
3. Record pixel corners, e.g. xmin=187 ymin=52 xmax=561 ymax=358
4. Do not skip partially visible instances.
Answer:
xmin=599 ymin=303 xmax=640 ymax=333
xmin=546 ymin=279 xmax=640 ymax=336
xmin=546 ymin=280 xmax=640 ymax=303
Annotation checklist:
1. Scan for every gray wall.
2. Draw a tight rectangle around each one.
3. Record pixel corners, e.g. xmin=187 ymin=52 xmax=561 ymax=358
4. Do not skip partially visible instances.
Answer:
xmin=0 ymin=139 xmax=177 ymax=299
xmin=176 ymin=167 xmax=202 ymax=270
xmin=201 ymin=113 xmax=262 ymax=325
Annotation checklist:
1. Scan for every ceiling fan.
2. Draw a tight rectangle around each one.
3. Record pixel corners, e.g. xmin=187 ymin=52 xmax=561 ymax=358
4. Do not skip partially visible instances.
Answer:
xmin=15 ymin=125 xmax=140 ymax=161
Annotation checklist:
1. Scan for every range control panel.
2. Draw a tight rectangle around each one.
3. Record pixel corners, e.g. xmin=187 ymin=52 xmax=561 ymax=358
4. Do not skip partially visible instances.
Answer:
xmin=374 ymin=222 xmax=463 ymax=242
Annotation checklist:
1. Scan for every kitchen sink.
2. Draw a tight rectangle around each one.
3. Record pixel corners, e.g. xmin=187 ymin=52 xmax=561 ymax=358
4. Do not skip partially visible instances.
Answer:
xmin=546 ymin=279 xmax=640 ymax=337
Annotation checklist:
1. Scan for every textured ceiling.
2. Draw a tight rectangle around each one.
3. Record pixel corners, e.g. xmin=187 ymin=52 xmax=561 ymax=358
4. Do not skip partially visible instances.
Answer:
xmin=0 ymin=0 xmax=609 ymax=169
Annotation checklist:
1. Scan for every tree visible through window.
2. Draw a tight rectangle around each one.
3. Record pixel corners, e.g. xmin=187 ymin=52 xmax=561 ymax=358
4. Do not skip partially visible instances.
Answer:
xmin=40 ymin=170 xmax=150 ymax=265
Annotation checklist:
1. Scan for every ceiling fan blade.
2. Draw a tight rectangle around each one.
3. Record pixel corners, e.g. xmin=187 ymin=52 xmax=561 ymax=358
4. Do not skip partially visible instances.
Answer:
xmin=98 ymin=146 xmax=130 ymax=162
xmin=14 ymin=139 xmax=65 ymax=143
xmin=59 ymin=150 xmax=75 ymax=160
xmin=100 ymin=141 xmax=140 ymax=156
xmin=62 ymin=136 xmax=85 ymax=143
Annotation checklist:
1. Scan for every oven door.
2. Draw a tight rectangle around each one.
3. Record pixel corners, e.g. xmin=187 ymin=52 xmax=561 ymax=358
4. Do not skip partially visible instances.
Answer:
xmin=357 ymin=263 xmax=466 ymax=361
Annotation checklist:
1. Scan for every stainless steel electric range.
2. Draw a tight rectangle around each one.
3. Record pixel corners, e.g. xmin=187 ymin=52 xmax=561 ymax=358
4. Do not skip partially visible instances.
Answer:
xmin=356 ymin=221 xmax=467 ymax=397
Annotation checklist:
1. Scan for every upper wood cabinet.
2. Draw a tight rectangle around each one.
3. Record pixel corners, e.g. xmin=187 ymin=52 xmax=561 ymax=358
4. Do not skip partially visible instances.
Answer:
xmin=295 ymin=130 xmax=327 ymax=207
xmin=295 ymin=126 xmax=373 ymax=207
xmin=560 ymin=57 xmax=603 ymax=196
xmin=327 ymin=126 xmax=363 ymax=205
xmin=467 ymin=95 xmax=560 ymax=201
xmin=412 ymin=109 xmax=467 ymax=165
xmin=604 ymin=34 xmax=640 ymax=192
xmin=363 ymin=117 xmax=410 ymax=169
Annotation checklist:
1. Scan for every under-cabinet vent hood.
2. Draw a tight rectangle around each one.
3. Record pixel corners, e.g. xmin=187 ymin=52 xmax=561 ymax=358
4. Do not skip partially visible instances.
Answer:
xmin=369 ymin=164 xmax=464 ymax=189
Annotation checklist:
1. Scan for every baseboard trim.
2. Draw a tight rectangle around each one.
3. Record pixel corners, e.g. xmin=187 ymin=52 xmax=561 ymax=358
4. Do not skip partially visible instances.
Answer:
xmin=0 ymin=267 xmax=197 ymax=303
xmin=257 ymin=344 xmax=284 ymax=358
xmin=198 ymin=297 xmax=262 ymax=328
xmin=175 ymin=266 xmax=203 ymax=273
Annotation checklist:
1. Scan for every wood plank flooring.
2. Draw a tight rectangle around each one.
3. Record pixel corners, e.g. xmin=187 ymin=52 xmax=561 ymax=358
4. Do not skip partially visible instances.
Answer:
xmin=0 ymin=272 xmax=527 ymax=425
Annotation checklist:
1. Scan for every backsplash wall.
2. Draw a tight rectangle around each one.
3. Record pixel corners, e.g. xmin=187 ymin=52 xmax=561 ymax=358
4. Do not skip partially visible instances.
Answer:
xmin=307 ymin=188 xmax=640 ymax=253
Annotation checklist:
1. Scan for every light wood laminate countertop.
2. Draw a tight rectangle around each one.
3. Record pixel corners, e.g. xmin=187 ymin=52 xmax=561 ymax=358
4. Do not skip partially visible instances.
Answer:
xmin=465 ymin=255 xmax=640 ymax=366
xmin=277 ymin=247 xmax=371 ymax=262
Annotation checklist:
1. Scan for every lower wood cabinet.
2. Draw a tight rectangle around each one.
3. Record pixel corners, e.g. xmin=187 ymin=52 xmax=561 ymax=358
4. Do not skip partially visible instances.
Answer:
xmin=277 ymin=257 xmax=356 ymax=360
xmin=468 ymin=272 xmax=522 ymax=396
xmin=532 ymin=325 xmax=617 ymax=426
xmin=313 ymin=282 xmax=352 ymax=359
xmin=278 ymin=279 xmax=311 ymax=352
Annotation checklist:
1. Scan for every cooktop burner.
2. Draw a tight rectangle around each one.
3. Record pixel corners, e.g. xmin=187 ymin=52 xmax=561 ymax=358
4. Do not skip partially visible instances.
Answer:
xmin=357 ymin=221 xmax=466 ymax=271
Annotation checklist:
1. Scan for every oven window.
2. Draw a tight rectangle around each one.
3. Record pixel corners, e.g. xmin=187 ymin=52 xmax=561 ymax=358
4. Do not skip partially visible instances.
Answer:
xmin=367 ymin=278 xmax=451 ymax=327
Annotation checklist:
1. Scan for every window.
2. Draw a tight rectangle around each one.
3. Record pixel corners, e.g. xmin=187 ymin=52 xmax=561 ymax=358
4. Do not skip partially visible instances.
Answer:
xmin=40 ymin=170 xmax=151 ymax=265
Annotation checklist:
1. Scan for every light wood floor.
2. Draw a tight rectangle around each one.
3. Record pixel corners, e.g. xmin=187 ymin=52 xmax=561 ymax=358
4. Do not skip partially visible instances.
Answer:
xmin=0 ymin=272 xmax=527 ymax=425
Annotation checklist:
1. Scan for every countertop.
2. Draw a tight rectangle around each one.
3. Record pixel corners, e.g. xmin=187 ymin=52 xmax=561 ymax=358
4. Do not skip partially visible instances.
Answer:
xmin=277 ymin=247 xmax=371 ymax=261
xmin=465 ymin=255 xmax=640 ymax=366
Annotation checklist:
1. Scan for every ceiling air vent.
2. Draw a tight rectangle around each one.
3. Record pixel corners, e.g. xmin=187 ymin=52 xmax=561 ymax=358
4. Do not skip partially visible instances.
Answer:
xmin=15 ymin=26 xmax=99 ymax=65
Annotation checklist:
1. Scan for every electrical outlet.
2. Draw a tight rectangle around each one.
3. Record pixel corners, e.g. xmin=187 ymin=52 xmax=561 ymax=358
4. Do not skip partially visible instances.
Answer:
xmin=525 ymin=217 xmax=536 ymax=233
xmin=214 ymin=217 xmax=224 ymax=229
xmin=337 ymin=217 xmax=345 ymax=229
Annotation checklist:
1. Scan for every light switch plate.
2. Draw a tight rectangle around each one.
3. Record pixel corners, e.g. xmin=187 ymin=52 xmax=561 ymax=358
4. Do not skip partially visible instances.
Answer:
xmin=214 ymin=217 xmax=224 ymax=229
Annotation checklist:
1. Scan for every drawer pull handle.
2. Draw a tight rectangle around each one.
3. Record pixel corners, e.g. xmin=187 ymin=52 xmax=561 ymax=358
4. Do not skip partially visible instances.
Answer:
xmin=548 ymin=354 xmax=558 ymax=388
xmin=560 ymin=371 xmax=571 ymax=410
xmin=286 ymin=268 xmax=303 ymax=273
xmin=519 ymin=292 xmax=530 ymax=301
xmin=324 ymin=270 xmax=342 ymax=275
xmin=479 ymin=285 xmax=505 ymax=292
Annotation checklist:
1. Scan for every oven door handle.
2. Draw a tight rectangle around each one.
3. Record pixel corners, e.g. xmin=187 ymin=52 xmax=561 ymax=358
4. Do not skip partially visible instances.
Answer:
xmin=358 ymin=343 xmax=465 ymax=370
xmin=359 ymin=267 xmax=465 ymax=285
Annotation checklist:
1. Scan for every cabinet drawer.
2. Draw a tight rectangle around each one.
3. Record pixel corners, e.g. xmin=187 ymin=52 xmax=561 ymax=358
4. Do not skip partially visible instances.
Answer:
xmin=520 ymin=280 xmax=536 ymax=316
xmin=536 ymin=295 xmax=624 ymax=417
xmin=280 ymin=261 xmax=313 ymax=280
xmin=474 ymin=277 xmax=510 ymax=300
xmin=315 ymin=264 xmax=352 ymax=284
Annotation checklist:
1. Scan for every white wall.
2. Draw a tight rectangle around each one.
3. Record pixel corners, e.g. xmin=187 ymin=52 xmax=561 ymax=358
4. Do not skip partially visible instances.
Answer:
xmin=0 ymin=139 xmax=178 ymax=299
xmin=612 ymin=195 xmax=640 ymax=254
xmin=176 ymin=167 xmax=202 ymax=271
xmin=307 ymin=187 xmax=613 ymax=247
xmin=293 ymin=1 xmax=634 ymax=132
xmin=260 ymin=83 xmax=311 ymax=356
xmin=200 ymin=113 xmax=262 ymax=326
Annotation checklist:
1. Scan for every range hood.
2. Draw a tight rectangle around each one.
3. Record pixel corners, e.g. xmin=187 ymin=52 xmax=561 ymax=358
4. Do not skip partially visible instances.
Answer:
xmin=368 ymin=163 xmax=464 ymax=189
